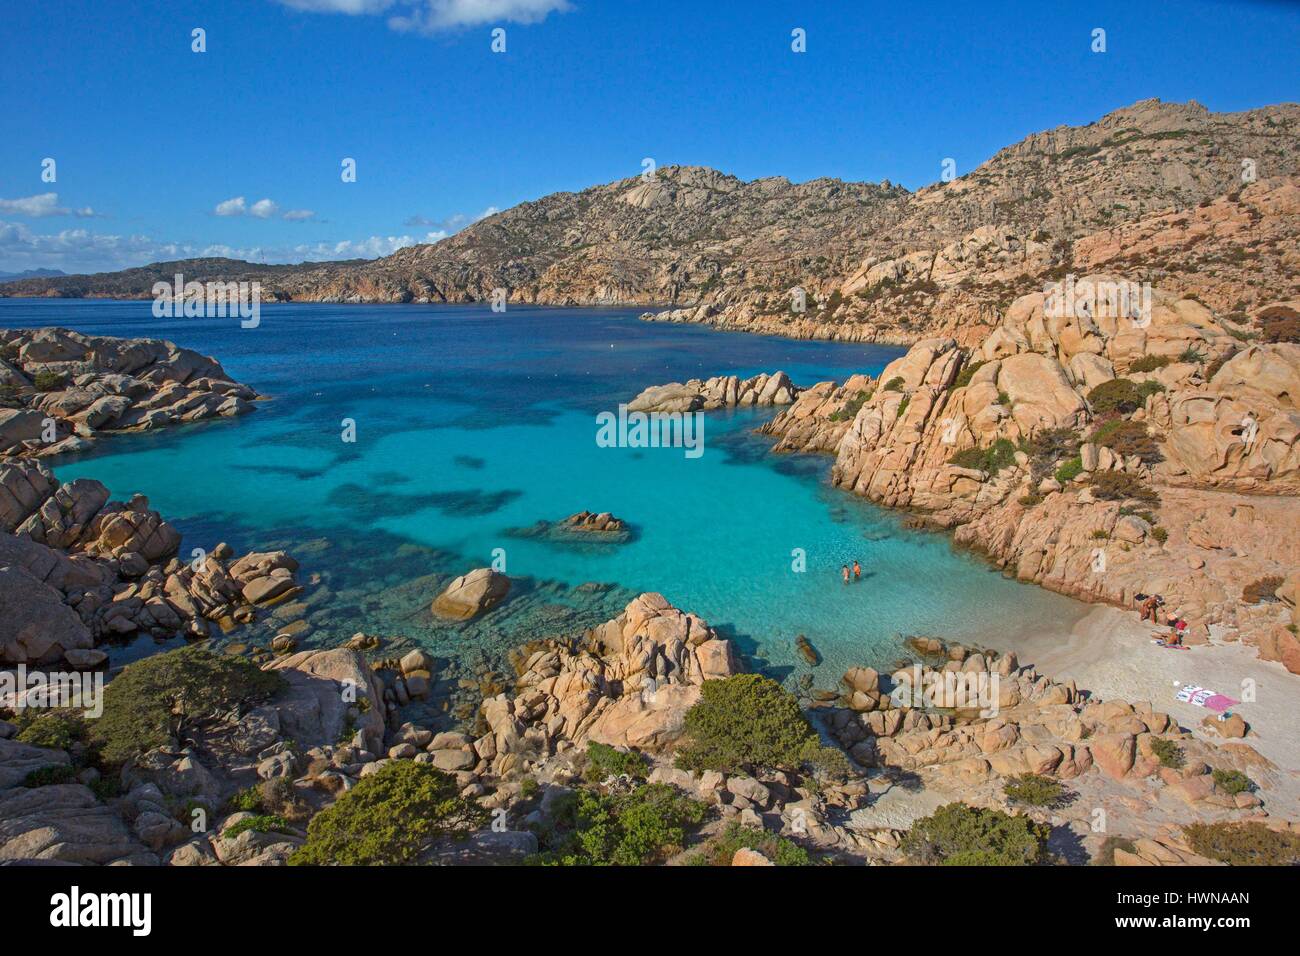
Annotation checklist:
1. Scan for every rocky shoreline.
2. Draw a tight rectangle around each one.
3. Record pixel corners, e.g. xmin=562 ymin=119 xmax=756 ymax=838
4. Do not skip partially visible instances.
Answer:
xmin=1 ymin=328 xmax=259 ymax=460
xmin=2 ymin=320 xmax=1297 ymax=867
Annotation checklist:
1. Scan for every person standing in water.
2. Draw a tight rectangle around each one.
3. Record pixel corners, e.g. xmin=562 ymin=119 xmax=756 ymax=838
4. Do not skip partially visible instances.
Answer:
xmin=841 ymin=565 xmax=850 ymax=585
xmin=853 ymin=560 xmax=862 ymax=582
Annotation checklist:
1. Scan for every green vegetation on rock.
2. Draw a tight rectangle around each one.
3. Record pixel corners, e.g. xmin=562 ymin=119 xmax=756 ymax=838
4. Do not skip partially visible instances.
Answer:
xmin=901 ymin=803 xmax=1051 ymax=866
xmin=529 ymin=783 xmax=706 ymax=866
xmin=290 ymin=761 xmax=486 ymax=866
xmin=92 ymin=646 xmax=284 ymax=766
xmin=675 ymin=674 xmax=847 ymax=778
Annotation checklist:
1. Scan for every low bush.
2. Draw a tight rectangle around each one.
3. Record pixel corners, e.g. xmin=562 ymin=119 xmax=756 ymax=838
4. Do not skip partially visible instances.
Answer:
xmin=1086 ymin=378 xmax=1146 ymax=415
xmin=14 ymin=710 xmax=88 ymax=750
xmin=290 ymin=762 xmax=486 ymax=866
xmin=1054 ymin=456 xmax=1083 ymax=483
xmin=882 ymin=376 xmax=905 ymax=392
xmin=1179 ymin=346 xmax=1207 ymax=364
xmin=1183 ymin=821 xmax=1300 ymax=866
xmin=901 ymin=803 xmax=1051 ymax=866
xmin=92 ymin=646 xmax=285 ymax=766
xmin=952 ymin=360 xmax=986 ymax=389
xmin=676 ymin=674 xmax=844 ymax=778
xmin=530 ymin=783 xmax=707 ymax=866
xmin=223 ymin=814 xmax=291 ymax=840
xmin=828 ymin=388 xmax=872 ymax=422
xmin=689 ymin=821 xmax=814 ymax=866
xmin=1211 ymin=769 xmax=1253 ymax=796
xmin=1003 ymin=773 xmax=1065 ymax=807
xmin=947 ymin=438 xmax=1017 ymax=475
xmin=22 ymin=764 xmax=78 ymax=788
xmin=1150 ymin=738 xmax=1184 ymax=769
xmin=1127 ymin=355 xmax=1172 ymax=373
xmin=1088 ymin=471 xmax=1160 ymax=506
xmin=32 ymin=371 xmax=66 ymax=392
xmin=583 ymin=742 xmax=648 ymax=783
xmin=1089 ymin=419 xmax=1163 ymax=464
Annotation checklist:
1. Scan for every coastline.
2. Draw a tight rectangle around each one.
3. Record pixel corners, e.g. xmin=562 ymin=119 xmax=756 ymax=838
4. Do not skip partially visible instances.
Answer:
xmin=984 ymin=603 xmax=1300 ymax=780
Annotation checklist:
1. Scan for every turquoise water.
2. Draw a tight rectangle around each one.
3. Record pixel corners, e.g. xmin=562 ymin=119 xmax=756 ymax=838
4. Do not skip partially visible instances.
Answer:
xmin=1 ymin=299 xmax=1084 ymax=682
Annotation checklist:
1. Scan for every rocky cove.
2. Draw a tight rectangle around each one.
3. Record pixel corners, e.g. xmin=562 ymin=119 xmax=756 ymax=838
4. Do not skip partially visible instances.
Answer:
xmin=0 ymin=297 xmax=1297 ymax=867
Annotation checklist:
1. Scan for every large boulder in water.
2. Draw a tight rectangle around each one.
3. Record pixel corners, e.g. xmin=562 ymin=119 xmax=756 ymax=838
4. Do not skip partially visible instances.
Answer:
xmin=431 ymin=568 xmax=510 ymax=621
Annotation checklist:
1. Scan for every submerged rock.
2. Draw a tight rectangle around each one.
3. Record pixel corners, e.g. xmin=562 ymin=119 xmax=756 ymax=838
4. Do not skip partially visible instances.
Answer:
xmin=432 ymin=567 xmax=511 ymax=621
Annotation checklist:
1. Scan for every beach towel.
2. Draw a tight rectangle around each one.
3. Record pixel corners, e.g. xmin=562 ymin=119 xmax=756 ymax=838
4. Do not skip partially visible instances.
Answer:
xmin=1175 ymin=685 xmax=1239 ymax=711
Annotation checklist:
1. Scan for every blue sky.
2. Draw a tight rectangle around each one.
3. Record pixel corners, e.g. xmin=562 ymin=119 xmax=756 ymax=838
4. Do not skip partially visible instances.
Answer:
xmin=1 ymin=0 xmax=1296 ymax=274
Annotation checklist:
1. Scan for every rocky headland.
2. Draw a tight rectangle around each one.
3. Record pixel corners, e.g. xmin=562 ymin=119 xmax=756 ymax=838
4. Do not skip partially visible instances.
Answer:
xmin=0 ymin=327 xmax=258 ymax=459
xmin=758 ymin=278 xmax=1300 ymax=673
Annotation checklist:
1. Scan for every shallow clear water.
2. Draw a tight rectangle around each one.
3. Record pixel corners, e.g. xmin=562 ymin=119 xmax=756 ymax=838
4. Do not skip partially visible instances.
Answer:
xmin=1 ymin=299 xmax=1084 ymax=682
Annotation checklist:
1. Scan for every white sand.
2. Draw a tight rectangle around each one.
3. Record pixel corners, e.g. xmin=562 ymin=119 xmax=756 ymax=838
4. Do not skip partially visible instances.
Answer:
xmin=983 ymin=604 xmax=1300 ymax=774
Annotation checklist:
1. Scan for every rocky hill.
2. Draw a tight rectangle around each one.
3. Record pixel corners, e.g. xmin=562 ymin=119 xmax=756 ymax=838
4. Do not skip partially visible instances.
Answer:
xmin=7 ymin=99 xmax=1296 ymax=344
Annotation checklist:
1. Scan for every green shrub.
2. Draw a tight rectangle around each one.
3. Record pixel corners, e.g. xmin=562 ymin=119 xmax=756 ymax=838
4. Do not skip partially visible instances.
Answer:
xmin=1054 ymin=456 xmax=1083 ymax=483
xmin=14 ymin=710 xmax=88 ymax=750
xmin=0 ymin=342 xmax=19 ymax=363
xmin=675 ymin=674 xmax=838 ymax=777
xmin=951 ymin=437 xmax=1019 ymax=476
xmin=1088 ymin=471 xmax=1160 ymax=506
xmin=1003 ymin=773 xmax=1065 ymax=807
xmin=92 ymin=646 xmax=284 ymax=766
xmin=583 ymin=742 xmax=648 ymax=783
xmin=1018 ymin=493 xmax=1044 ymax=507
xmin=1128 ymin=355 xmax=1172 ymax=373
xmin=882 ymin=376 xmax=905 ymax=392
xmin=530 ymin=783 xmax=706 ymax=866
xmin=22 ymin=764 xmax=78 ymax=787
xmin=690 ymin=821 xmax=814 ymax=866
xmin=1136 ymin=379 xmax=1165 ymax=399
xmin=948 ymin=438 xmax=1018 ymax=475
xmin=895 ymin=395 xmax=910 ymax=418
xmin=1184 ymin=821 xmax=1300 ymax=865
xmin=1086 ymin=378 xmax=1146 ymax=415
xmin=226 ymin=786 xmax=265 ymax=814
xmin=1212 ymin=769 xmax=1252 ymax=796
xmin=828 ymin=388 xmax=872 ymax=422
xmin=32 ymin=371 xmax=66 ymax=392
xmin=290 ymin=762 xmax=485 ymax=866
xmin=224 ymin=814 xmax=291 ymax=840
xmin=952 ymin=360 xmax=987 ymax=389
xmin=996 ymin=390 xmax=1011 ymax=406
xmin=901 ymin=803 xmax=1051 ymax=866
xmin=1089 ymin=419 xmax=1163 ymax=464
xmin=1150 ymin=737 xmax=1184 ymax=769
xmin=1151 ymin=526 xmax=1168 ymax=544
xmin=1178 ymin=346 xmax=1207 ymax=364
xmin=519 ymin=777 xmax=540 ymax=799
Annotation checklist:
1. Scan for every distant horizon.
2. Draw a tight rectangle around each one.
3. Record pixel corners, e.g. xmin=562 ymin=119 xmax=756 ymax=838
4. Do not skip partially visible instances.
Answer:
xmin=3 ymin=0 xmax=1297 ymax=274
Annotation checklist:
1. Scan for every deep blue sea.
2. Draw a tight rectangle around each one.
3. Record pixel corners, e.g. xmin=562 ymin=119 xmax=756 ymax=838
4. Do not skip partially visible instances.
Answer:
xmin=1 ymin=299 xmax=1084 ymax=682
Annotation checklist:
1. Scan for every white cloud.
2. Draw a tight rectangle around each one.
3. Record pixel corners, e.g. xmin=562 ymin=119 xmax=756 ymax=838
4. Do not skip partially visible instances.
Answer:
xmin=215 ymin=196 xmax=314 ymax=221
xmin=0 ymin=219 xmax=452 ymax=274
xmin=214 ymin=196 xmax=247 ymax=217
xmin=0 ymin=193 xmax=97 ymax=218
xmin=249 ymin=198 xmax=280 ymax=219
xmin=275 ymin=0 xmax=571 ymax=33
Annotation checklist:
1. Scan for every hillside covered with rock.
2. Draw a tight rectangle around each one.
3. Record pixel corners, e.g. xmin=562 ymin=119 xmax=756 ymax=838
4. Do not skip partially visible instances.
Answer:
xmin=7 ymin=100 xmax=1297 ymax=349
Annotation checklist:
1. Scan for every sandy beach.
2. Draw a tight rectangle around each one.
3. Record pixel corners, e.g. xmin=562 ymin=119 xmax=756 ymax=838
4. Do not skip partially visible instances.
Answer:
xmin=987 ymin=604 xmax=1300 ymax=777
